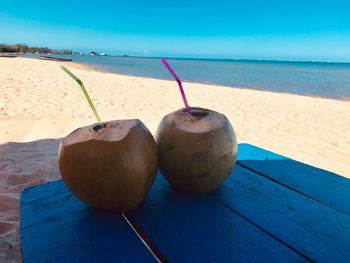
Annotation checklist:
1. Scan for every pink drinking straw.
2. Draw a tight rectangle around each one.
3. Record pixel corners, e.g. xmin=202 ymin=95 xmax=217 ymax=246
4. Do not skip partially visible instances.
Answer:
xmin=160 ymin=57 xmax=191 ymax=112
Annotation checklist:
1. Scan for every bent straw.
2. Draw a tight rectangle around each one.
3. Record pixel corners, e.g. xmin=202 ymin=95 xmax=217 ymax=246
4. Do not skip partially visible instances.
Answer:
xmin=60 ymin=65 xmax=103 ymax=125
xmin=160 ymin=58 xmax=190 ymax=112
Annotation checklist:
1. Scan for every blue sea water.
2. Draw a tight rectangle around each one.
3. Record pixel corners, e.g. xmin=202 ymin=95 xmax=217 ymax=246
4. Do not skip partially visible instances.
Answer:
xmin=25 ymin=54 xmax=350 ymax=99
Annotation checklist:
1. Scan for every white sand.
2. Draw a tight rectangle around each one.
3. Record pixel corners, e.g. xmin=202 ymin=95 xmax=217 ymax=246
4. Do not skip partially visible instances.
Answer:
xmin=1 ymin=57 xmax=350 ymax=261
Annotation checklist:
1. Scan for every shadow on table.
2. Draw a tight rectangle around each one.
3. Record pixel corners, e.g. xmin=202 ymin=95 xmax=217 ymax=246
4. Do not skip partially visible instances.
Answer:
xmin=237 ymin=158 xmax=350 ymax=216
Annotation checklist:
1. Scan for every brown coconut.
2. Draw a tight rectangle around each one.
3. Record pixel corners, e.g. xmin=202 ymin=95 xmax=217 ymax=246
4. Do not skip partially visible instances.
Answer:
xmin=58 ymin=119 xmax=158 ymax=212
xmin=156 ymin=107 xmax=237 ymax=193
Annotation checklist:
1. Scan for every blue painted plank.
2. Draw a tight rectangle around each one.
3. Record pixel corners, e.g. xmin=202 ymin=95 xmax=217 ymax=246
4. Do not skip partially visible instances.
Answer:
xmin=237 ymin=143 xmax=350 ymax=216
xmin=126 ymin=188 xmax=307 ymax=262
xmin=21 ymin=172 xmax=169 ymax=229
xmin=214 ymin=165 xmax=350 ymax=262
xmin=20 ymin=180 xmax=157 ymax=263
xmin=21 ymin=181 xmax=84 ymax=229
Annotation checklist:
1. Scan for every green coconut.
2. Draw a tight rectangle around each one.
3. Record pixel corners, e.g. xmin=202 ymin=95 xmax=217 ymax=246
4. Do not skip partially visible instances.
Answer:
xmin=156 ymin=107 xmax=237 ymax=193
xmin=58 ymin=119 xmax=158 ymax=212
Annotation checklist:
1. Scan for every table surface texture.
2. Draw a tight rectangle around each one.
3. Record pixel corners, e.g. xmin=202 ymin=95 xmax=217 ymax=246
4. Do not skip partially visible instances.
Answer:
xmin=20 ymin=143 xmax=350 ymax=263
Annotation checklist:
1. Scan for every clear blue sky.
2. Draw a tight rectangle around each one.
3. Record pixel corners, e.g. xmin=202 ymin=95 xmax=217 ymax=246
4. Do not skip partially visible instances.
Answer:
xmin=1 ymin=0 xmax=349 ymax=62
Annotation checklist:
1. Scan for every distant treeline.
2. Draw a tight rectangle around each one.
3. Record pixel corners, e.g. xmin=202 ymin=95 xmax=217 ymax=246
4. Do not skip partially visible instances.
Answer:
xmin=0 ymin=43 xmax=73 ymax=54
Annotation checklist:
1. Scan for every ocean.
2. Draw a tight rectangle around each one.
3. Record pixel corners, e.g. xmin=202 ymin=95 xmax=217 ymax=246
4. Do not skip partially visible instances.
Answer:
xmin=24 ymin=54 xmax=350 ymax=99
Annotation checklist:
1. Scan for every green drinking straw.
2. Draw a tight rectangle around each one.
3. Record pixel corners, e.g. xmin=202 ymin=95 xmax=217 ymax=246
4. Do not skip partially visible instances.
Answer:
xmin=60 ymin=65 xmax=104 ymax=125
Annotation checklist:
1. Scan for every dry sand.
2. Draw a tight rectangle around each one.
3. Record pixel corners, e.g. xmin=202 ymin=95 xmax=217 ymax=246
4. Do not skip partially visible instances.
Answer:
xmin=0 ymin=57 xmax=350 ymax=262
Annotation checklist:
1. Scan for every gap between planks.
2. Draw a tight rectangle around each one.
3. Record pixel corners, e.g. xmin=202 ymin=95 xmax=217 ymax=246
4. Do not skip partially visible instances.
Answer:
xmin=212 ymin=194 xmax=315 ymax=262
xmin=123 ymin=212 xmax=168 ymax=263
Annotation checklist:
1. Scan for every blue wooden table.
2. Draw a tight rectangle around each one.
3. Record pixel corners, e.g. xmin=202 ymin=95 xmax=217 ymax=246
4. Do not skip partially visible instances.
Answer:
xmin=20 ymin=143 xmax=350 ymax=262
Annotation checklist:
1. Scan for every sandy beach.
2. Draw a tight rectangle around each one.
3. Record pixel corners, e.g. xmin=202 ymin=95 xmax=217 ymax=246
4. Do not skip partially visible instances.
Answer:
xmin=1 ymin=57 xmax=350 ymax=262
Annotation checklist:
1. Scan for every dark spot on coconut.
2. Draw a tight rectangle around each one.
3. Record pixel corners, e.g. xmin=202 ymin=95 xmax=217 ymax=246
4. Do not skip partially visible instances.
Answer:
xmin=167 ymin=145 xmax=175 ymax=150
xmin=220 ymin=155 xmax=227 ymax=160
xmin=196 ymin=137 xmax=209 ymax=145
xmin=220 ymin=151 xmax=232 ymax=161
xmin=198 ymin=173 xmax=208 ymax=178
xmin=192 ymin=152 xmax=207 ymax=162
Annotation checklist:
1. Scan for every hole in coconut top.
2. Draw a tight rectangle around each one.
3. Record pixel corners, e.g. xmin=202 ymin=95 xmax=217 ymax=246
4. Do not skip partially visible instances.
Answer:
xmin=92 ymin=123 xmax=108 ymax=132
xmin=187 ymin=108 xmax=211 ymax=119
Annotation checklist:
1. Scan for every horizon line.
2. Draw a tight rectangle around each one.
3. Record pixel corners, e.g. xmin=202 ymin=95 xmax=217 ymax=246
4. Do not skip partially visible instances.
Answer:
xmin=64 ymin=52 xmax=350 ymax=65
xmin=126 ymin=55 xmax=350 ymax=65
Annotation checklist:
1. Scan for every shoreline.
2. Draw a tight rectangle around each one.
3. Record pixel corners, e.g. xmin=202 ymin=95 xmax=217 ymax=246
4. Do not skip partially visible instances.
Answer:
xmin=19 ymin=56 xmax=350 ymax=102
xmin=58 ymin=58 xmax=350 ymax=102
xmin=19 ymin=52 xmax=350 ymax=65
